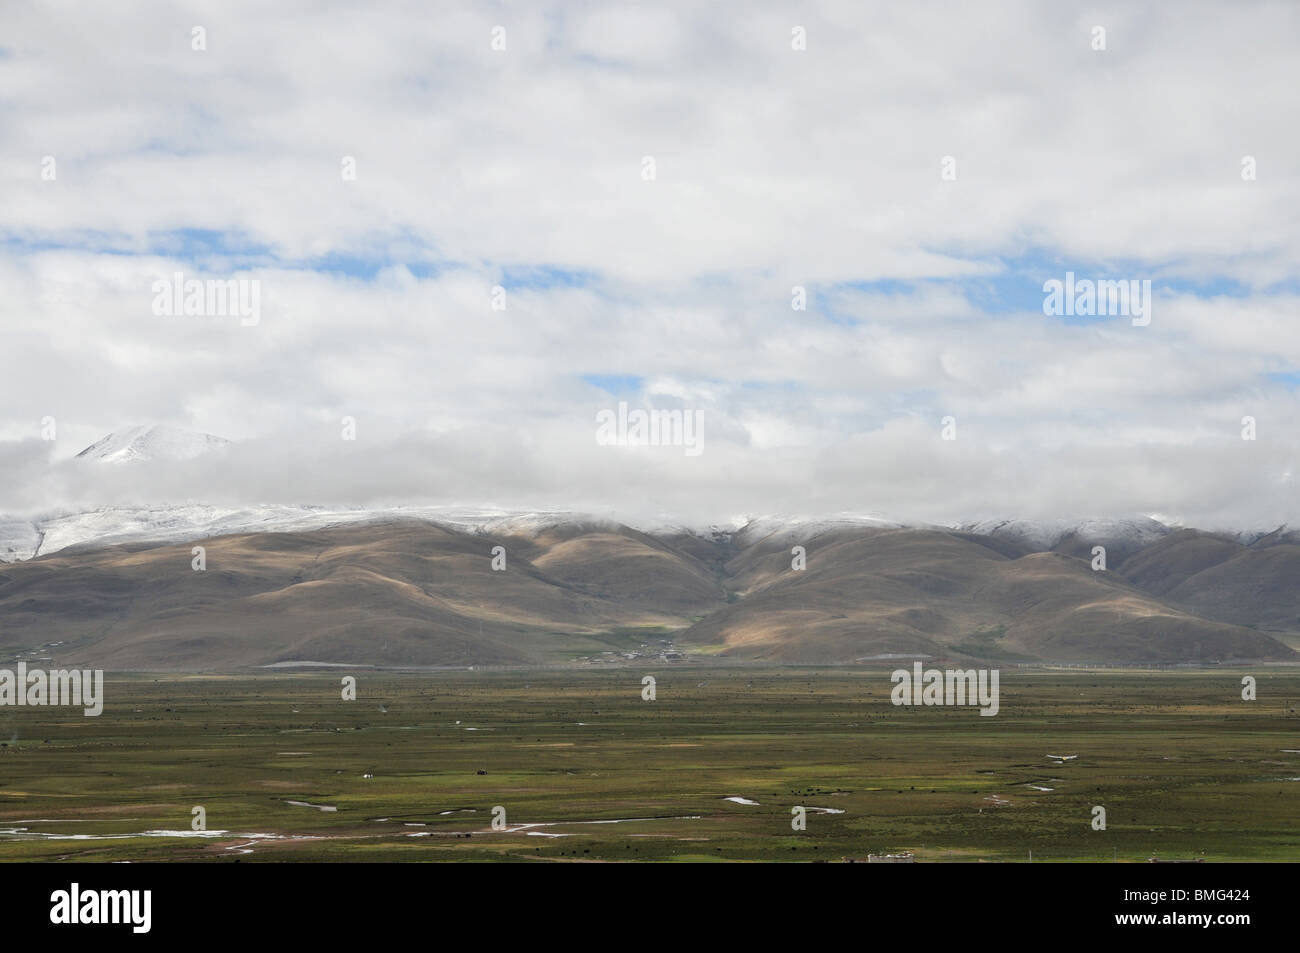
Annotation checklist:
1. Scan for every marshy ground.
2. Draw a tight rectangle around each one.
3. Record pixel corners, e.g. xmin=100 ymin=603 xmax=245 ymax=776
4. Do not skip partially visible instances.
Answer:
xmin=1 ymin=667 xmax=1297 ymax=862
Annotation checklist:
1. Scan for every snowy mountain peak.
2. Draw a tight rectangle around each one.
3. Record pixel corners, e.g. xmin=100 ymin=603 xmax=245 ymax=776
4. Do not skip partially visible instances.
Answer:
xmin=75 ymin=425 xmax=232 ymax=464
xmin=959 ymin=516 xmax=1172 ymax=551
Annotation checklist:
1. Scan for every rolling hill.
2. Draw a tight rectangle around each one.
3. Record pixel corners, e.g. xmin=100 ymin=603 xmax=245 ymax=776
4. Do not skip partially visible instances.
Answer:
xmin=0 ymin=516 xmax=1294 ymax=669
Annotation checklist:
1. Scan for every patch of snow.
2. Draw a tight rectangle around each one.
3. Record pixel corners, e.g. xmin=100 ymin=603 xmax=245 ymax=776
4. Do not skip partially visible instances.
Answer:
xmin=733 ymin=513 xmax=909 ymax=547
xmin=0 ymin=504 xmax=621 ymax=562
xmin=961 ymin=517 xmax=1170 ymax=552
xmin=0 ymin=517 xmax=40 ymax=561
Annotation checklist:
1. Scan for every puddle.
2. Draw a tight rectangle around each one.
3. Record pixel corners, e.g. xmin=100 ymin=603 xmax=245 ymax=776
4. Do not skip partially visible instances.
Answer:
xmin=490 ymin=816 xmax=703 ymax=835
xmin=0 ymin=827 xmax=271 ymax=842
xmin=0 ymin=827 xmax=320 ymax=857
xmin=285 ymin=800 xmax=337 ymax=812
xmin=8 ymin=819 xmax=92 ymax=824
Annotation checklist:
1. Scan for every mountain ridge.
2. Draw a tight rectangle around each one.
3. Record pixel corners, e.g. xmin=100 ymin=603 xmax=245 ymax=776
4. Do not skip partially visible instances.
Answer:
xmin=0 ymin=517 xmax=1294 ymax=670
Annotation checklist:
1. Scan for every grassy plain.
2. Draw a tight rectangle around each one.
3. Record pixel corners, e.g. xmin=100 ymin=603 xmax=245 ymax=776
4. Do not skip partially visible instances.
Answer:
xmin=1 ymin=667 xmax=1298 ymax=862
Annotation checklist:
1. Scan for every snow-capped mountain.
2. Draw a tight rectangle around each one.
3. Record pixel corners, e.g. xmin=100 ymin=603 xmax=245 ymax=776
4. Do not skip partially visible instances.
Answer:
xmin=74 ymin=424 xmax=232 ymax=464
xmin=959 ymin=517 xmax=1174 ymax=551
xmin=0 ymin=423 xmax=1268 ymax=566
xmin=0 ymin=502 xmax=1284 ymax=566
xmin=731 ymin=513 xmax=908 ymax=547
xmin=0 ymin=504 xmax=595 ymax=562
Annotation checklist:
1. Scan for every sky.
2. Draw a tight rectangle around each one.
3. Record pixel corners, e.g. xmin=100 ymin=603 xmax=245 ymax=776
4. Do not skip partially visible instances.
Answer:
xmin=1 ymin=0 xmax=1298 ymax=529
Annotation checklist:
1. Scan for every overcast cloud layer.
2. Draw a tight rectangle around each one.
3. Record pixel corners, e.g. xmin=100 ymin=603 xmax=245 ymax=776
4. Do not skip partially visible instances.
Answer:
xmin=1 ymin=1 xmax=1298 ymax=529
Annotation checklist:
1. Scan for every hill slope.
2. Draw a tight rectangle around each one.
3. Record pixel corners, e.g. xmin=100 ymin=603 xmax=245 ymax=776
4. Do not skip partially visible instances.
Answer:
xmin=683 ymin=526 xmax=1289 ymax=663
xmin=0 ymin=520 xmax=1293 ymax=669
xmin=0 ymin=521 xmax=727 ymax=669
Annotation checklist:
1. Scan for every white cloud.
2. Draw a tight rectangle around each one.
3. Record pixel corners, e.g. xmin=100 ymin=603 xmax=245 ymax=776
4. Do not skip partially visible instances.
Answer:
xmin=0 ymin=1 xmax=1297 ymax=528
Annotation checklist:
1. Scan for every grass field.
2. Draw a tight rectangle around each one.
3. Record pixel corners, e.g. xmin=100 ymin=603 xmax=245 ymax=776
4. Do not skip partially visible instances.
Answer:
xmin=1 ymin=666 xmax=1298 ymax=862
